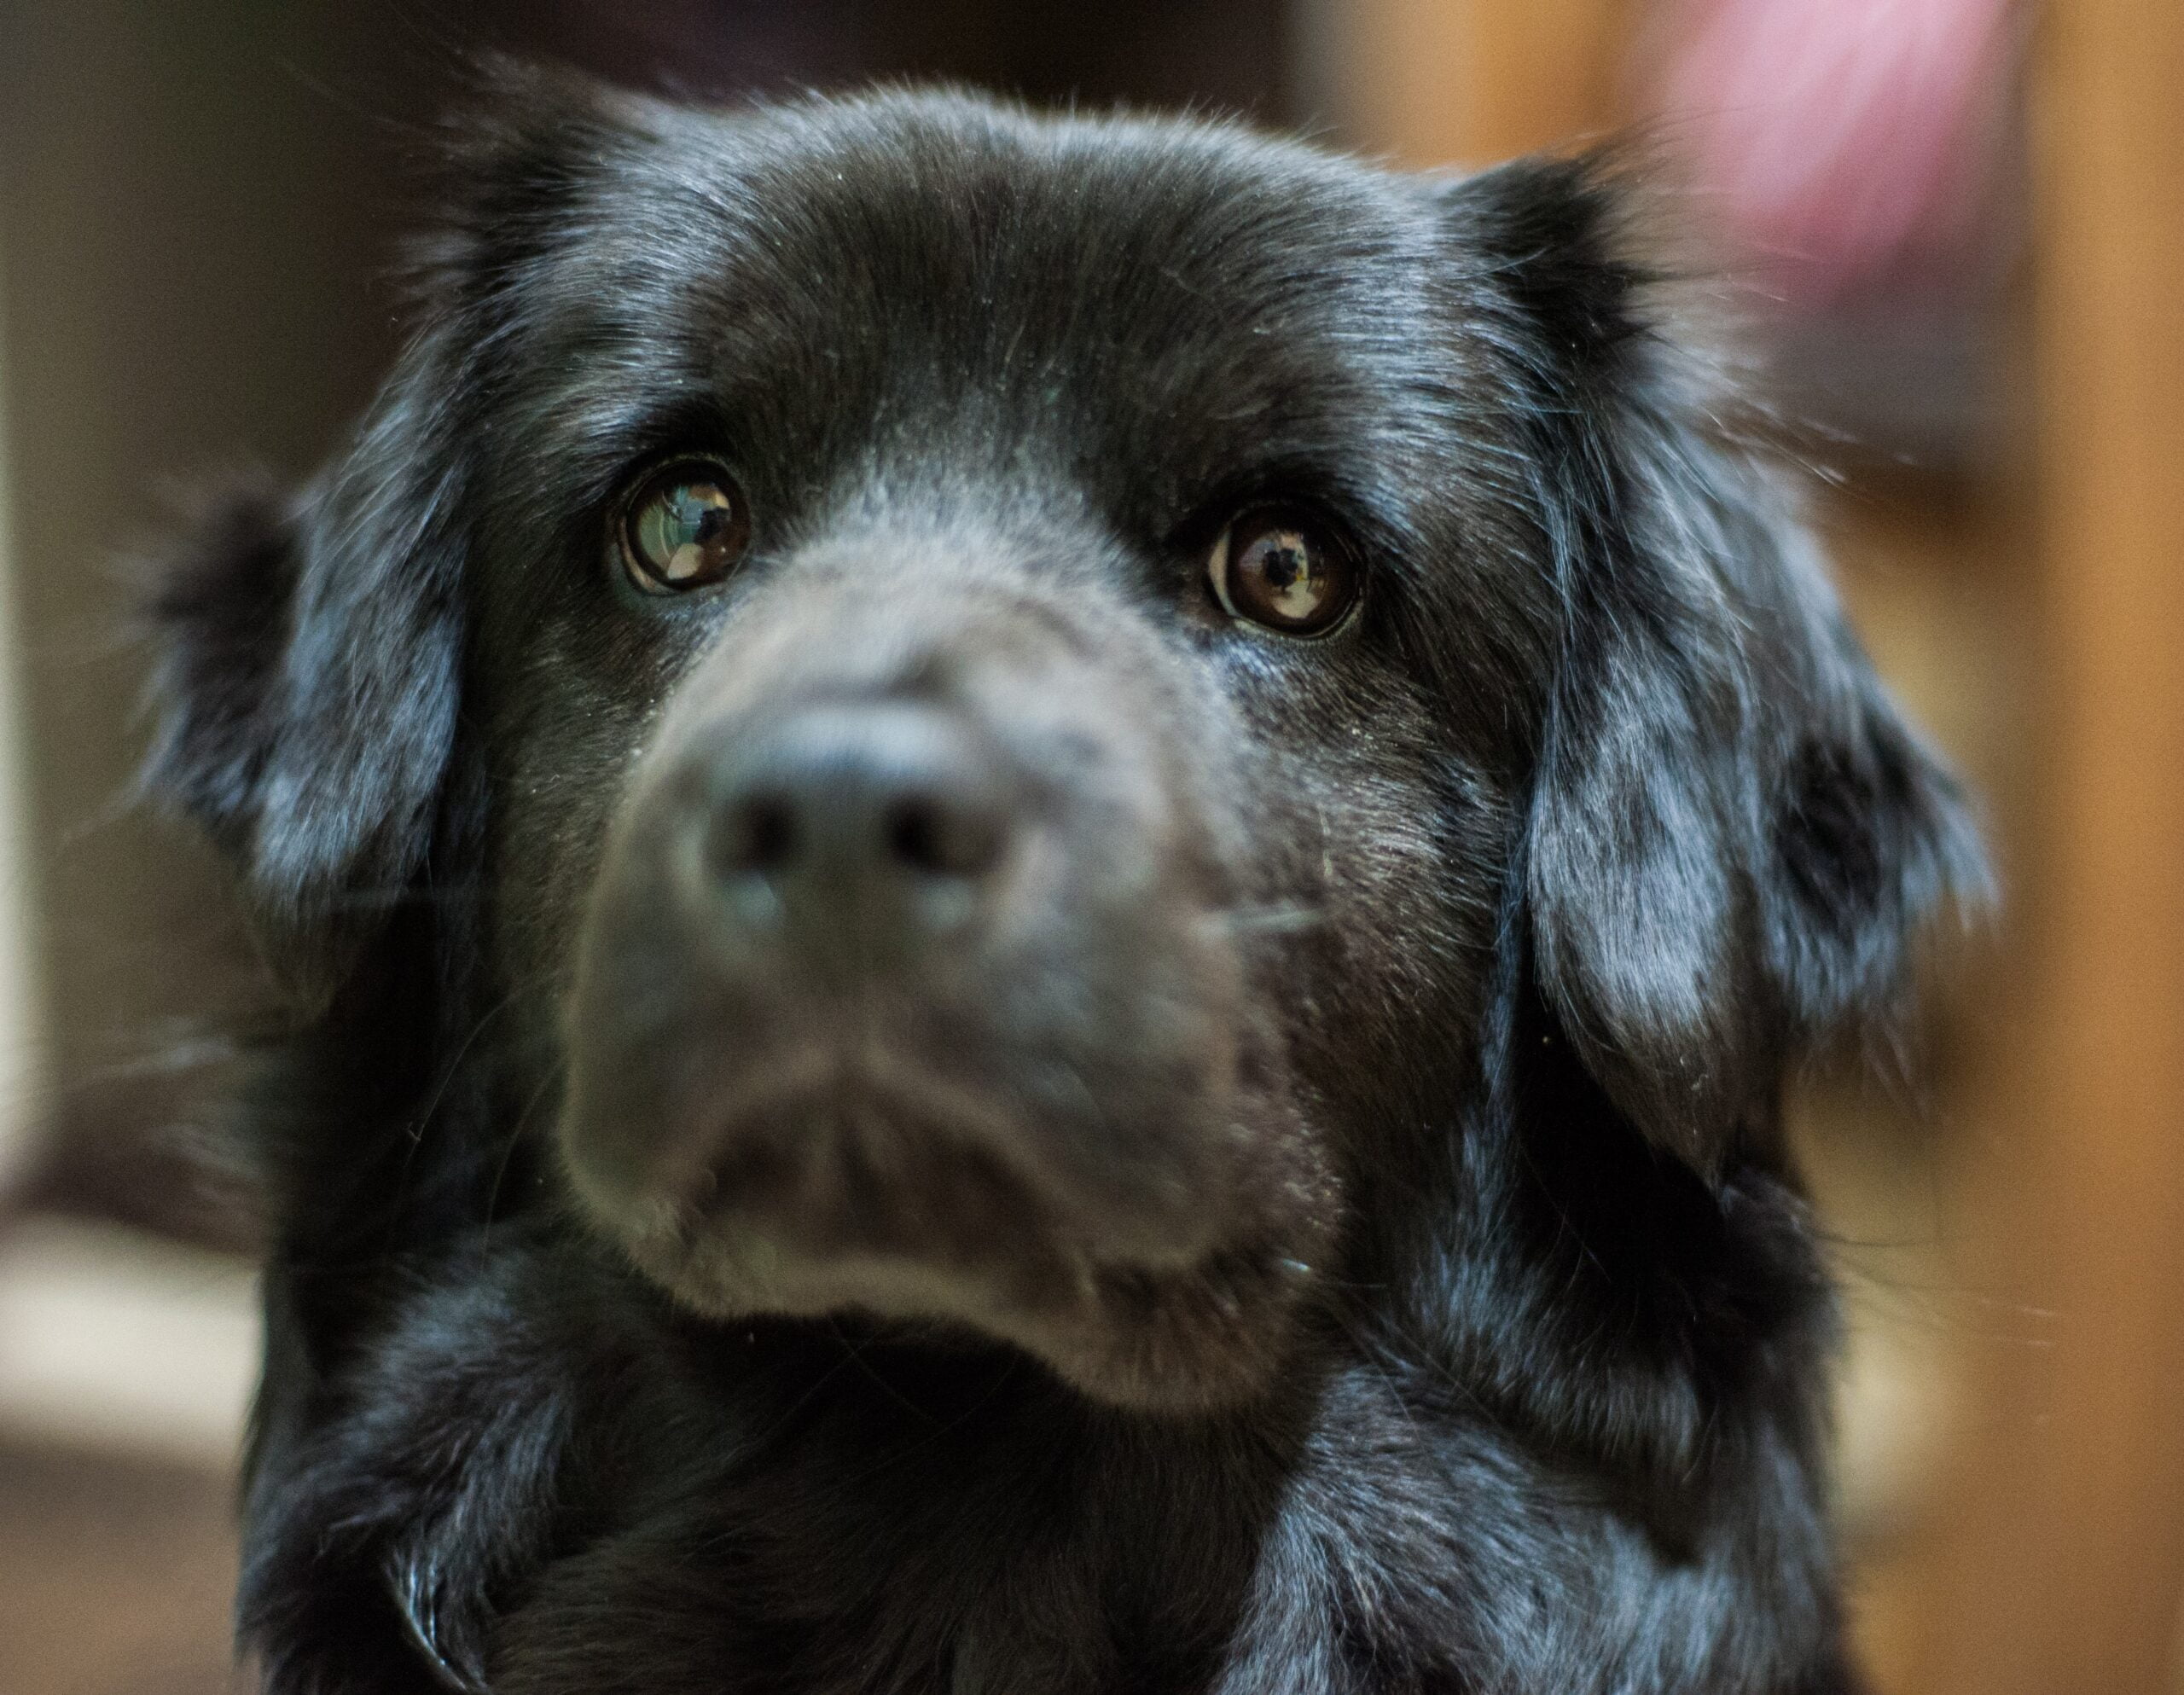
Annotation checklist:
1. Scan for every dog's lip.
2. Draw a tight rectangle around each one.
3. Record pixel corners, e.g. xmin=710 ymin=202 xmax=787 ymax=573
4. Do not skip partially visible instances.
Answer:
xmin=687 ymin=1074 xmax=1066 ymax=1229
xmin=625 ymin=1063 xmax=1120 ymax=1330
xmin=560 ymin=1042 xmax=1327 ymax=1413
xmin=611 ymin=1050 xmax=1109 ymax=1257
xmin=572 ymin=1042 xmax=1229 ymax=1288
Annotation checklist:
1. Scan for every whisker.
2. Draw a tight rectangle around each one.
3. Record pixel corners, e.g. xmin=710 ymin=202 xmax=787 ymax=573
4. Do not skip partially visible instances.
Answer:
xmin=1202 ymin=901 xmax=1329 ymax=937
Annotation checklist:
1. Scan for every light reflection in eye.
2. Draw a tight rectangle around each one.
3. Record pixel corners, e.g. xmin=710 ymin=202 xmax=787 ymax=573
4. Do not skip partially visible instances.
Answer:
xmin=619 ymin=463 xmax=750 ymax=594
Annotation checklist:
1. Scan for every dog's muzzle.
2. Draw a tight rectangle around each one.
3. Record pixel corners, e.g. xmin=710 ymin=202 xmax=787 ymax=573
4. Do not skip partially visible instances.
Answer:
xmin=553 ymin=561 xmax=1333 ymax=1408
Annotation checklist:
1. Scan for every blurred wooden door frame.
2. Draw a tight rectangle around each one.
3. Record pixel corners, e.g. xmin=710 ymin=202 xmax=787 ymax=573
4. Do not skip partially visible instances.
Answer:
xmin=1925 ymin=0 xmax=2184 ymax=1689
xmin=1328 ymin=0 xmax=1630 ymax=165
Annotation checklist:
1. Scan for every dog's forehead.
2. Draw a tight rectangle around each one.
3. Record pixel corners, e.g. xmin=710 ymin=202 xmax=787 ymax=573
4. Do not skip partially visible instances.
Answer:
xmin=629 ymin=95 xmax=1428 ymax=350
xmin=494 ymin=95 xmax=1462 ymax=519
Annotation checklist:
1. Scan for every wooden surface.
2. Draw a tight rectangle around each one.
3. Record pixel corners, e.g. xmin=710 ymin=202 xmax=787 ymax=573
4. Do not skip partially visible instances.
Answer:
xmin=0 ymin=1440 xmax=240 ymax=1695
xmin=1332 ymin=0 xmax=1629 ymax=165
xmin=1916 ymin=0 xmax=2184 ymax=1689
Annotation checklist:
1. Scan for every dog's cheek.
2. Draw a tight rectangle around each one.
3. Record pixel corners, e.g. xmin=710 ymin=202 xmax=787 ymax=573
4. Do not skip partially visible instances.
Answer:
xmin=552 ymin=804 xmax=723 ymax=1258
xmin=1228 ymin=660 xmax=1508 ymax=1117
xmin=478 ymin=631 xmax=696 ymax=1020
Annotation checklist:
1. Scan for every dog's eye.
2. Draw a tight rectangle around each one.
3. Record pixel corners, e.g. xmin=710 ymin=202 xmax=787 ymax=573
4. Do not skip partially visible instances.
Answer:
xmin=1206 ymin=507 xmax=1357 ymax=637
xmin=619 ymin=461 xmax=752 ymax=594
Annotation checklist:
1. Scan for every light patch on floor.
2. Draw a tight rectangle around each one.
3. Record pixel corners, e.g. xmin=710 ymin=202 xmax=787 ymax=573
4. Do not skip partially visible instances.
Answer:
xmin=0 ymin=1214 xmax=258 ymax=1471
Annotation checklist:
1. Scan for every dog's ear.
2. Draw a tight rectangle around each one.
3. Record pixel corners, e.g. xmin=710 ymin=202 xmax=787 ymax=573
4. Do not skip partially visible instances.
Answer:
xmin=1445 ymin=157 xmax=1987 ymax=1172
xmin=142 ymin=64 xmax=648 ymax=1005
xmin=142 ymin=398 xmax=465 ymax=1005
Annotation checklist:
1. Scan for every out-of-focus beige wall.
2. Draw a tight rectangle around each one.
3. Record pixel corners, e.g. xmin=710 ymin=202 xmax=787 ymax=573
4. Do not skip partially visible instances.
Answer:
xmin=0 ymin=1 xmax=417 ymax=1239
xmin=0 ymin=233 xmax=50 ymax=1201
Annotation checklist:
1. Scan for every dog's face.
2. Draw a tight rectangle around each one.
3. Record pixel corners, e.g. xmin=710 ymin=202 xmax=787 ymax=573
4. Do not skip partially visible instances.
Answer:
xmin=470 ymin=93 xmax=1512 ymax=1410
xmin=147 ymin=73 xmax=1977 ymax=1413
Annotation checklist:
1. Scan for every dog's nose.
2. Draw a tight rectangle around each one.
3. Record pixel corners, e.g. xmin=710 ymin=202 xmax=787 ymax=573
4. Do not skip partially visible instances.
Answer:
xmin=694 ymin=701 xmax=1013 ymax=958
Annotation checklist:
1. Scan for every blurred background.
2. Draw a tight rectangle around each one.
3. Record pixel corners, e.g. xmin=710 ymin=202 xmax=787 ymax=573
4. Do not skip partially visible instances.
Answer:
xmin=0 ymin=2 xmax=2174 ymax=1691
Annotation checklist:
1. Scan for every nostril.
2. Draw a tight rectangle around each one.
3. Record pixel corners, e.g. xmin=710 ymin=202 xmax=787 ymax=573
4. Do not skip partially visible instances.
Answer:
xmin=885 ymin=793 xmax=1002 ymax=878
xmin=712 ymin=793 xmax=799 ymax=876
xmin=694 ymin=703 xmax=1017 ymax=912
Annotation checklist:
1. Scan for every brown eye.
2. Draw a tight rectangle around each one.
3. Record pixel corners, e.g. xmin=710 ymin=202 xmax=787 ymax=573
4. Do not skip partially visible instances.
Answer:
xmin=1206 ymin=506 xmax=1358 ymax=637
xmin=619 ymin=461 xmax=751 ymax=594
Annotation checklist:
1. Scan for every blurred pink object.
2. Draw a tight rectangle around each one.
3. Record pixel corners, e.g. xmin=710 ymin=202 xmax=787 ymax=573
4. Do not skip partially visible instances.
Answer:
xmin=1655 ymin=0 xmax=2017 ymax=305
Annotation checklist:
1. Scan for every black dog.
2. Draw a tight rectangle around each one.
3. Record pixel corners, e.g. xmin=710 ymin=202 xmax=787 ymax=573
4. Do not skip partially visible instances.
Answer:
xmin=145 ymin=64 xmax=1981 ymax=1694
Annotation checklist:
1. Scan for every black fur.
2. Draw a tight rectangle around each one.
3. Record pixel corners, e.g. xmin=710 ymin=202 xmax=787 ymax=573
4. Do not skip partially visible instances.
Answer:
xmin=145 ymin=67 xmax=1982 ymax=1694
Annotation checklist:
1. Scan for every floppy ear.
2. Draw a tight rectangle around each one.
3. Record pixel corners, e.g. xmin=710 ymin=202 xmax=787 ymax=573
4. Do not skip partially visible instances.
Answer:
xmin=1449 ymin=156 xmax=1987 ymax=1172
xmin=142 ymin=373 xmax=466 ymax=1003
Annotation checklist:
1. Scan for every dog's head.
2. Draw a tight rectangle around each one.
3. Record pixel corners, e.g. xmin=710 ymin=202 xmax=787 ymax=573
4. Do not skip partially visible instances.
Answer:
xmin=145 ymin=69 xmax=1981 ymax=1413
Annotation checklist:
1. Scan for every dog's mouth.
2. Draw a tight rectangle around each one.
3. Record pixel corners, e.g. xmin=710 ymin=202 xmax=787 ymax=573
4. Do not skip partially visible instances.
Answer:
xmin=560 ymin=1038 xmax=1332 ymax=1412
xmin=679 ymin=1061 xmax=1147 ymax=1275
xmin=575 ymin=1047 xmax=1214 ymax=1300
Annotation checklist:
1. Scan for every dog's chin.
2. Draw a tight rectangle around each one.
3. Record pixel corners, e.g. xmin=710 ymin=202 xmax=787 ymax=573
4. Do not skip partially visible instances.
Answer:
xmin=561 ymin=1073 xmax=1332 ymax=1414
xmin=657 ymin=1219 xmax=1321 ymax=1413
